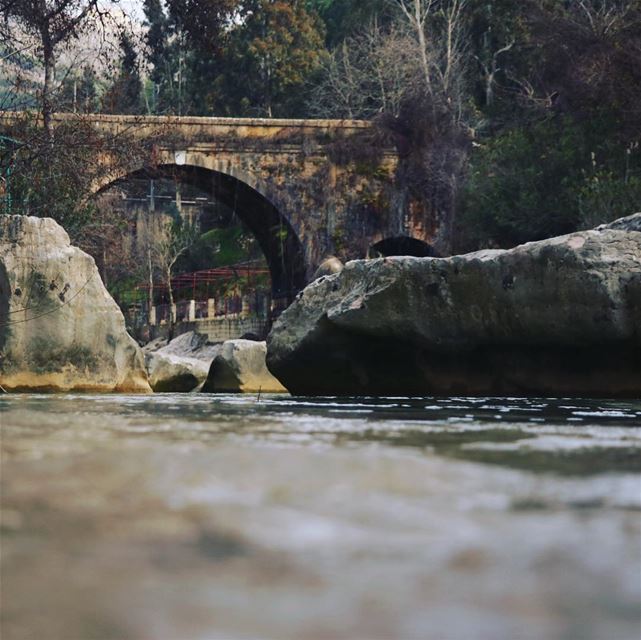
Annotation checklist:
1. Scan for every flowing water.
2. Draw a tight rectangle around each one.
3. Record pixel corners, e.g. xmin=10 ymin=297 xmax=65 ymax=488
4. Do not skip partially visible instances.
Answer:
xmin=1 ymin=394 xmax=640 ymax=640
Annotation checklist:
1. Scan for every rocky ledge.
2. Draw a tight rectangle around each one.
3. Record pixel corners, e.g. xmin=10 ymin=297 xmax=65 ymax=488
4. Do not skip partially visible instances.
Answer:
xmin=0 ymin=215 xmax=151 ymax=393
xmin=267 ymin=214 xmax=641 ymax=397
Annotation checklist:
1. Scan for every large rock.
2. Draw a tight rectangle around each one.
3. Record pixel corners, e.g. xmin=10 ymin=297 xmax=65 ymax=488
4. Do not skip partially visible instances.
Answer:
xmin=267 ymin=214 xmax=641 ymax=397
xmin=145 ymin=332 xmax=221 ymax=392
xmin=202 ymin=339 xmax=287 ymax=393
xmin=0 ymin=215 xmax=151 ymax=393
xmin=146 ymin=353 xmax=210 ymax=392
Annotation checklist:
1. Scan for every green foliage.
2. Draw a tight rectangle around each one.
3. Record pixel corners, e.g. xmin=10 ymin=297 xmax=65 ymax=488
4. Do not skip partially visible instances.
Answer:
xmin=180 ymin=225 xmax=262 ymax=272
xmin=165 ymin=0 xmax=238 ymax=55
xmin=164 ymin=204 xmax=201 ymax=263
xmin=575 ymin=169 xmax=641 ymax=230
xmin=233 ymin=0 xmax=326 ymax=117
xmin=460 ymin=119 xmax=581 ymax=248
xmin=310 ymin=0 xmax=390 ymax=47
xmin=458 ymin=116 xmax=641 ymax=250
xmin=109 ymin=275 xmax=147 ymax=308
xmin=169 ymin=222 xmax=269 ymax=301
xmin=453 ymin=0 xmax=641 ymax=250
xmin=142 ymin=0 xmax=185 ymax=114
xmin=206 ymin=0 xmax=325 ymax=117
xmin=142 ymin=0 xmax=326 ymax=117
xmin=101 ymin=33 xmax=143 ymax=115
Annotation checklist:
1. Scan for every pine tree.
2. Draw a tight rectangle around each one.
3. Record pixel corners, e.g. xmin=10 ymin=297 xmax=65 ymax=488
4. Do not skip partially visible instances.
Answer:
xmin=220 ymin=0 xmax=326 ymax=117
xmin=102 ymin=32 xmax=142 ymax=114
xmin=78 ymin=65 xmax=97 ymax=112
xmin=142 ymin=0 xmax=171 ymax=113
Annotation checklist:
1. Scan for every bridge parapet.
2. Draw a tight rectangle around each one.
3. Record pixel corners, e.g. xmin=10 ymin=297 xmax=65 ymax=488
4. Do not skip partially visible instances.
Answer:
xmin=52 ymin=113 xmax=375 ymax=148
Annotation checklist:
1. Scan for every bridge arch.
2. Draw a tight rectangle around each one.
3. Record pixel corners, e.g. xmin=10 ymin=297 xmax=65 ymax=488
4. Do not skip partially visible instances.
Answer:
xmin=369 ymin=236 xmax=439 ymax=258
xmin=95 ymin=163 xmax=307 ymax=303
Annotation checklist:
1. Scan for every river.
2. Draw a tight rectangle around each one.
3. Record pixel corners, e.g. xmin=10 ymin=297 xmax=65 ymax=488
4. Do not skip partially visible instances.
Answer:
xmin=1 ymin=394 xmax=640 ymax=640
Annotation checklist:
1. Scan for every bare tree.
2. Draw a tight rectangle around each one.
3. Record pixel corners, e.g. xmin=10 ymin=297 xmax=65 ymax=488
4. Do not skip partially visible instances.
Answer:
xmin=152 ymin=208 xmax=199 ymax=338
xmin=0 ymin=1 xmax=121 ymax=137
xmin=522 ymin=0 xmax=641 ymax=135
xmin=314 ymin=0 xmax=472 ymax=126
xmin=394 ymin=0 xmax=434 ymax=93
xmin=392 ymin=0 xmax=470 ymax=126
xmin=391 ymin=0 xmax=473 ymax=252
xmin=476 ymin=40 xmax=513 ymax=108
xmin=312 ymin=0 xmax=473 ymax=253
xmin=311 ymin=20 xmax=416 ymax=119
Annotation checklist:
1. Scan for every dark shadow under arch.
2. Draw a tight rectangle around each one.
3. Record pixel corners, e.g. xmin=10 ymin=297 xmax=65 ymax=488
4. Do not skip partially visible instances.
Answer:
xmin=98 ymin=164 xmax=307 ymax=303
xmin=370 ymin=236 xmax=439 ymax=258
xmin=0 ymin=259 xmax=9 ymax=353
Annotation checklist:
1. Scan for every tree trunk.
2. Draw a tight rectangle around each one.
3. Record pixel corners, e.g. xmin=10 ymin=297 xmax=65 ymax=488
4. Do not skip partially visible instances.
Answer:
xmin=42 ymin=34 xmax=55 ymax=141
xmin=147 ymin=247 xmax=154 ymax=316
xmin=412 ymin=0 xmax=432 ymax=95
xmin=102 ymin=245 xmax=108 ymax=286
xmin=166 ymin=266 xmax=175 ymax=341
xmin=265 ymin=59 xmax=273 ymax=118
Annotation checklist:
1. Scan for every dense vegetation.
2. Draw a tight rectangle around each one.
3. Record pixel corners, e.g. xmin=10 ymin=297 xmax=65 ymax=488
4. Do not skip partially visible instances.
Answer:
xmin=1 ymin=0 xmax=640 ymax=255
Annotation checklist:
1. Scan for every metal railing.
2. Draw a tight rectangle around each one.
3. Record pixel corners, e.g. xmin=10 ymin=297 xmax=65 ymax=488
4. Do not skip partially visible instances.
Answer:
xmin=150 ymin=291 xmax=271 ymax=327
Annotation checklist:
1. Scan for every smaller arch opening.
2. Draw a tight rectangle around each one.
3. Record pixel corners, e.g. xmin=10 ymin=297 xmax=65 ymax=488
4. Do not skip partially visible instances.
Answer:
xmin=369 ymin=236 xmax=439 ymax=258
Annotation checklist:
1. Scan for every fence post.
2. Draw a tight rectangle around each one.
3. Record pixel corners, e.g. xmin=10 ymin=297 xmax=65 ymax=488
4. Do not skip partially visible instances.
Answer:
xmin=188 ymin=299 xmax=196 ymax=322
xmin=241 ymin=295 xmax=251 ymax=317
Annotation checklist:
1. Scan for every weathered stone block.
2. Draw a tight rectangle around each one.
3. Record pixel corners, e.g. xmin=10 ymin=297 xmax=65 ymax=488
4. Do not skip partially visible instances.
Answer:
xmin=0 ymin=215 xmax=151 ymax=392
xmin=203 ymin=339 xmax=287 ymax=393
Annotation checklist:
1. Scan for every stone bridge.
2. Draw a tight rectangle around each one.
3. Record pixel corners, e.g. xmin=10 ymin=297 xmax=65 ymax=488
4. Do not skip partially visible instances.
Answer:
xmin=81 ymin=114 xmax=437 ymax=301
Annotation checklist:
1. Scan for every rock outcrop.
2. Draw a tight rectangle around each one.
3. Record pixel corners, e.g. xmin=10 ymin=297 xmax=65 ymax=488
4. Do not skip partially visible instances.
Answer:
xmin=0 ymin=215 xmax=151 ymax=393
xmin=202 ymin=339 xmax=287 ymax=393
xmin=598 ymin=212 xmax=641 ymax=233
xmin=267 ymin=214 xmax=641 ymax=397
xmin=145 ymin=332 xmax=221 ymax=392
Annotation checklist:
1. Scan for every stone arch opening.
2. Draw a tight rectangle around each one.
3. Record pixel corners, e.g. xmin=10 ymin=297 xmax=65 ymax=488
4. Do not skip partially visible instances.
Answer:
xmin=97 ymin=164 xmax=307 ymax=304
xmin=370 ymin=236 xmax=439 ymax=258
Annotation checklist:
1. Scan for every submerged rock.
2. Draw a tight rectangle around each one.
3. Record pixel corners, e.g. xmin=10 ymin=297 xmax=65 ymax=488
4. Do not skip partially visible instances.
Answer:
xmin=145 ymin=332 xmax=221 ymax=392
xmin=202 ymin=339 xmax=287 ymax=393
xmin=267 ymin=214 xmax=641 ymax=397
xmin=0 ymin=215 xmax=151 ymax=393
